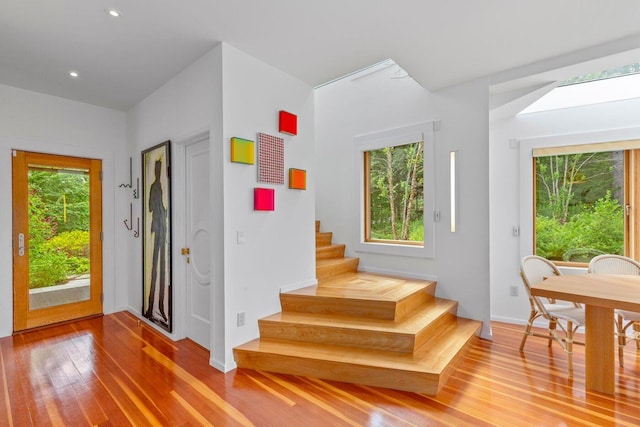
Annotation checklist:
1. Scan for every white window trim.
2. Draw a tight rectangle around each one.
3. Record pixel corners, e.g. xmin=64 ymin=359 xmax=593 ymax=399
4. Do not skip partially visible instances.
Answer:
xmin=518 ymin=126 xmax=640 ymax=262
xmin=354 ymin=121 xmax=435 ymax=258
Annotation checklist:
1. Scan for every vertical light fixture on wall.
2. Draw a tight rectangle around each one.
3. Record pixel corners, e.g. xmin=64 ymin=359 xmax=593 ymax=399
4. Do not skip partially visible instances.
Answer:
xmin=450 ymin=151 xmax=458 ymax=233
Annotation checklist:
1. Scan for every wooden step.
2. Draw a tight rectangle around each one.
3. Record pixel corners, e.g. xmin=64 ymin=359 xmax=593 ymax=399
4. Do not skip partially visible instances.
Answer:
xmin=316 ymin=232 xmax=332 ymax=247
xmin=234 ymin=317 xmax=481 ymax=395
xmin=315 ymin=220 xmax=320 ymax=232
xmin=281 ymin=272 xmax=436 ymax=321
xmin=315 ymin=244 xmax=346 ymax=260
xmin=316 ymin=257 xmax=359 ymax=279
xmin=259 ymin=298 xmax=458 ymax=353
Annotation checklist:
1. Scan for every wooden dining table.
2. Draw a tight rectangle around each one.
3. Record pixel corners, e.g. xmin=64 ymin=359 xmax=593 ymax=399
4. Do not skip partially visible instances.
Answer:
xmin=531 ymin=273 xmax=640 ymax=395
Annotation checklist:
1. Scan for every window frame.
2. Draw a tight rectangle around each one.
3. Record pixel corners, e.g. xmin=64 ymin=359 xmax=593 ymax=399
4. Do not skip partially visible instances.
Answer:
xmin=532 ymin=149 xmax=630 ymax=267
xmin=519 ymin=131 xmax=640 ymax=267
xmin=354 ymin=122 xmax=435 ymax=258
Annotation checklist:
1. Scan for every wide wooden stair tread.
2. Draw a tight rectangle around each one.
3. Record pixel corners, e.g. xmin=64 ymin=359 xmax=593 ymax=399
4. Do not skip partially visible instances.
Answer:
xmin=259 ymin=298 xmax=459 ymax=352
xmin=236 ymin=318 xmax=479 ymax=394
xmin=233 ymin=221 xmax=482 ymax=395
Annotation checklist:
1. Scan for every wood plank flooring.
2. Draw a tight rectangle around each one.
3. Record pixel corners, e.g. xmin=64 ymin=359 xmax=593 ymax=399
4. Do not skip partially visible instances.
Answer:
xmin=1 ymin=311 xmax=639 ymax=426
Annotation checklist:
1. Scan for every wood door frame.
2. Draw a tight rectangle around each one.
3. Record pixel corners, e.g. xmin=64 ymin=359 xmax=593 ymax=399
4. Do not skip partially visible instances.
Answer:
xmin=12 ymin=150 xmax=103 ymax=331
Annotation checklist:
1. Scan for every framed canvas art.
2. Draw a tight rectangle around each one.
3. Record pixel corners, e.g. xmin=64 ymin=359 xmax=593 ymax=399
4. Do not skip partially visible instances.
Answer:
xmin=257 ymin=132 xmax=284 ymax=185
xmin=142 ymin=140 xmax=172 ymax=331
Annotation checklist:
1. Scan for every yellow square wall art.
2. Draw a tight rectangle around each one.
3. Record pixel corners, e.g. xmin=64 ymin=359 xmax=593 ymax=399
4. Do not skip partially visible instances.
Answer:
xmin=230 ymin=137 xmax=254 ymax=164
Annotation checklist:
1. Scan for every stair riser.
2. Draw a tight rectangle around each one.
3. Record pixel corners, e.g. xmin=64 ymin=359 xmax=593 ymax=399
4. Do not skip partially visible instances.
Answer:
xmin=316 ymin=245 xmax=346 ymax=259
xmin=316 ymin=232 xmax=332 ymax=246
xmin=315 ymin=221 xmax=320 ymax=232
xmin=414 ymin=309 xmax=457 ymax=350
xmin=280 ymin=295 xmax=397 ymax=320
xmin=234 ymin=351 xmax=442 ymax=394
xmin=259 ymin=321 xmax=416 ymax=352
xmin=395 ymin=289 xmax=435 ymax=322
xmin=316 ymin=258 xmax=359 ymax=280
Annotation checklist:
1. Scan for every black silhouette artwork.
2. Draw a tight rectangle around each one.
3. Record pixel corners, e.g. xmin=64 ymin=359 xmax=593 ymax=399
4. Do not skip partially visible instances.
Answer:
xmin=142 ymin=141 xmax=171 ymax=331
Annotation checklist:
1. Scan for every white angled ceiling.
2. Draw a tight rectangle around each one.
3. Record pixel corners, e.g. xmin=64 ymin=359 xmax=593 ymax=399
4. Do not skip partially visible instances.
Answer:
xmin=2 ymin=0 xmax=640 ymax=111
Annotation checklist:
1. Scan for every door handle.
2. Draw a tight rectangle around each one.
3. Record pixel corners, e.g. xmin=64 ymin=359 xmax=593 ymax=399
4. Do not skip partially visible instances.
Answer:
xmin=18 ymin=233 xmax=25 ymax=256
xmin=181 ymin=247 xmax=190 ymax=264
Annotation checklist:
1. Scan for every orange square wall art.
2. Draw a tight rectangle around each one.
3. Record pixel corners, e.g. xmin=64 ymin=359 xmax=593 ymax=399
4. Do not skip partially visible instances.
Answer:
xmin=230 ymin=137 xmax=254 ymax=164
xmin=288 ymin=168 xmax=306 ymax=190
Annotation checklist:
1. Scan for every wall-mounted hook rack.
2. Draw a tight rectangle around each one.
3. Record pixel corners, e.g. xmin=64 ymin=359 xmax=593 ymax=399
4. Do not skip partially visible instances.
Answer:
xmin=133 ymin=217 xmax=140 ymax=238
xmin=133 ymin=177 xmax=140 ymax=199
xmin=123 ymin=202 xmax=141 ymax=238
xmin=119 ymin=157 xmax=133 ymax=188
xmin=124 ymin=203 xmax=133 ymax=230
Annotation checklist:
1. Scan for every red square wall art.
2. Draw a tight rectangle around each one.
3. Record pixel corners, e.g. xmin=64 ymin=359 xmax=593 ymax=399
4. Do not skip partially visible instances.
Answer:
xmin=257 ymin=132 xmax=284 ymax=185
xmin=279 ymin=110 xmax=297 ymax=135
xmin=254 ymin=188 xmax=275 ymax=211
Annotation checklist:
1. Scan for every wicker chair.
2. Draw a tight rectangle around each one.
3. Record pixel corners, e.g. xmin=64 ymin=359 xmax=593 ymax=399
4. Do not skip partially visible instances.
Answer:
xmin=520 ymin=255 xmax=585 ymax=376
xmin=588 ymin=254 xmax=640 ymax=367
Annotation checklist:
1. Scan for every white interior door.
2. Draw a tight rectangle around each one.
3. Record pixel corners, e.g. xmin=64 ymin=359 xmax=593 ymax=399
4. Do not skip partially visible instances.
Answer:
xmin=185 ymin=138 xmax=211 ymax=349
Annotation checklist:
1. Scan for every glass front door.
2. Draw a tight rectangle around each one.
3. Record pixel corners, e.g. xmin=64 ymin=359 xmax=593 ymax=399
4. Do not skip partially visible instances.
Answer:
xmin=12 ymin=150 xmax=103 ymax=331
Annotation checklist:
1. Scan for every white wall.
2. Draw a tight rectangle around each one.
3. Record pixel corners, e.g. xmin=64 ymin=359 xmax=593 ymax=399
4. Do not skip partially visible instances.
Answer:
xmin=220 ymin=44 xmax=316 ymax=369
xmin=0 ymin=84 xmax=128 ymax=337
xmin=127 ymin=43 xmax=315 ymax=371
xmin=126 ymin=46 xmax=222 ymax=347
xmin=490 ymin=97 xmax=640 ymax=324
xmin=315 ymin=65 xmax=492 ymax=337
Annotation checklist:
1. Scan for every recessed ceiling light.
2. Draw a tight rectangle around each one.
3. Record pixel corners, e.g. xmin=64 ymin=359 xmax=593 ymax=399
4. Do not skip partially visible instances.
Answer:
xmin=69 ymin=71 xmax=79 ymax=78
xmin=106 ymin=8 xmax=121 ymax=18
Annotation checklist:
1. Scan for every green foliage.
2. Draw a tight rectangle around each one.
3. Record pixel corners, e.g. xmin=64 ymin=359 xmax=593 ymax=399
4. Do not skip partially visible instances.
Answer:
xmin=29 ymin=246 xmax=69 ymax=288
xmin=27 ymin=169 xmax=91 ymax=288
xmin=535 ymin=152 xmax=619 ymax=223
xmin=536 ymin=193 xmax=624 ymax=262
xmin=45 ymin=230 xmax=91 ymax=275
xmin=368 ymin=141 xmax=424 ymax=241
xmin=536 ymin=150 xmax=624 ymax=263
xmin=409 ymin=220 xmax=424 ymax=241
xmin=46 ymin=230 xmax=90 ymax=258
xmin=28 ymin=230 xmax=91 ymax=288
xmin=29 ymin=169 xmax=90 ymax=233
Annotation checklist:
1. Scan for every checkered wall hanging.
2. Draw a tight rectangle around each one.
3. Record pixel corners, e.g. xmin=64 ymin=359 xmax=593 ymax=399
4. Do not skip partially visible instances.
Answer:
xmin=257 ymin=132 xmax=284 ymax=185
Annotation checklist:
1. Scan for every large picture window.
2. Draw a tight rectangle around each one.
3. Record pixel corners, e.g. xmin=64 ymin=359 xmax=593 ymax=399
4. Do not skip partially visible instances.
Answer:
xmin=531 ymin=139 xmax=640 ymax=265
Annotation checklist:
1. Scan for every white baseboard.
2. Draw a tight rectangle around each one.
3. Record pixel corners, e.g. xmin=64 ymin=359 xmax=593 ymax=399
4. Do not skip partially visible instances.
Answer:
xmin=210 ymin=357 xmax=236 ymax=373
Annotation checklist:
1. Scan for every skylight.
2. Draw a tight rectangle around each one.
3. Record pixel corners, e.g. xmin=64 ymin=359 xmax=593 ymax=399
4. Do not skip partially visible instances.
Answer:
xmin=519 ymin=62 xmax=640 ymax=115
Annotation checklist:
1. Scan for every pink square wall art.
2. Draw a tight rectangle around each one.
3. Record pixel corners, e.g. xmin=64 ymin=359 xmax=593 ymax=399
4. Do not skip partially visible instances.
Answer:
xmin=254 ymin=188 xmax=275 ymax=211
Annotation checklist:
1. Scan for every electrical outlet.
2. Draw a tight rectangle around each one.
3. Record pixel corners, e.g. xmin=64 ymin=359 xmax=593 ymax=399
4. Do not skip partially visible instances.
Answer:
xmin=510 ymin=285 xmax=519 ymax=296
xmin=237 ymin=312 xmax=245 ymax=327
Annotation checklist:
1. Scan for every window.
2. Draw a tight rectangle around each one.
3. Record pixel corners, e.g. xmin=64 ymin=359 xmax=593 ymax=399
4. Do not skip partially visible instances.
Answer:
xmin=364 ymin=141 xmax=424 ymax=245
xmin=533 ymin=141 xmax=640 ymax=265
xmin=519 ymin=62 xmax=640 ymax=114
xmin=354 ymin=122 xmax=435 ymax=258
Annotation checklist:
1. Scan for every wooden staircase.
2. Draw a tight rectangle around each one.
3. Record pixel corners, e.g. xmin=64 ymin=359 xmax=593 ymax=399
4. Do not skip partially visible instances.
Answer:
xmin=315 ymin=220 xmax=359 ymax=280
xmin=233 ymin=221 xmax=482 ymax=394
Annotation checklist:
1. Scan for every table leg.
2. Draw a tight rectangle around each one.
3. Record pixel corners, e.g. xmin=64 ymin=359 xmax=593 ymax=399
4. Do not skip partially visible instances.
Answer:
xmin=585 ymin=305 xmax=615 ymax=394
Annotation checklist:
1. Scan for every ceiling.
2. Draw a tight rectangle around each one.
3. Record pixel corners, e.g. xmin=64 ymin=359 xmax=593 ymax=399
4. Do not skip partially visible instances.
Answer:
xmin=3 ymin=0 xmax=640 ymax=111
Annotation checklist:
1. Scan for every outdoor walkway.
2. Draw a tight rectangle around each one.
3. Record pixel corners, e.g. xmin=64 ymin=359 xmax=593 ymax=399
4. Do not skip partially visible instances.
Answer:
xmin=29 ymin=276 xmax=90 ymax=310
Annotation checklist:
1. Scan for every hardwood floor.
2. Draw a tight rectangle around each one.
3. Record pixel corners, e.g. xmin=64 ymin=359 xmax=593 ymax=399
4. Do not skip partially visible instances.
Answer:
xmin=1 ymin=311 xmax=639 ymax=426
